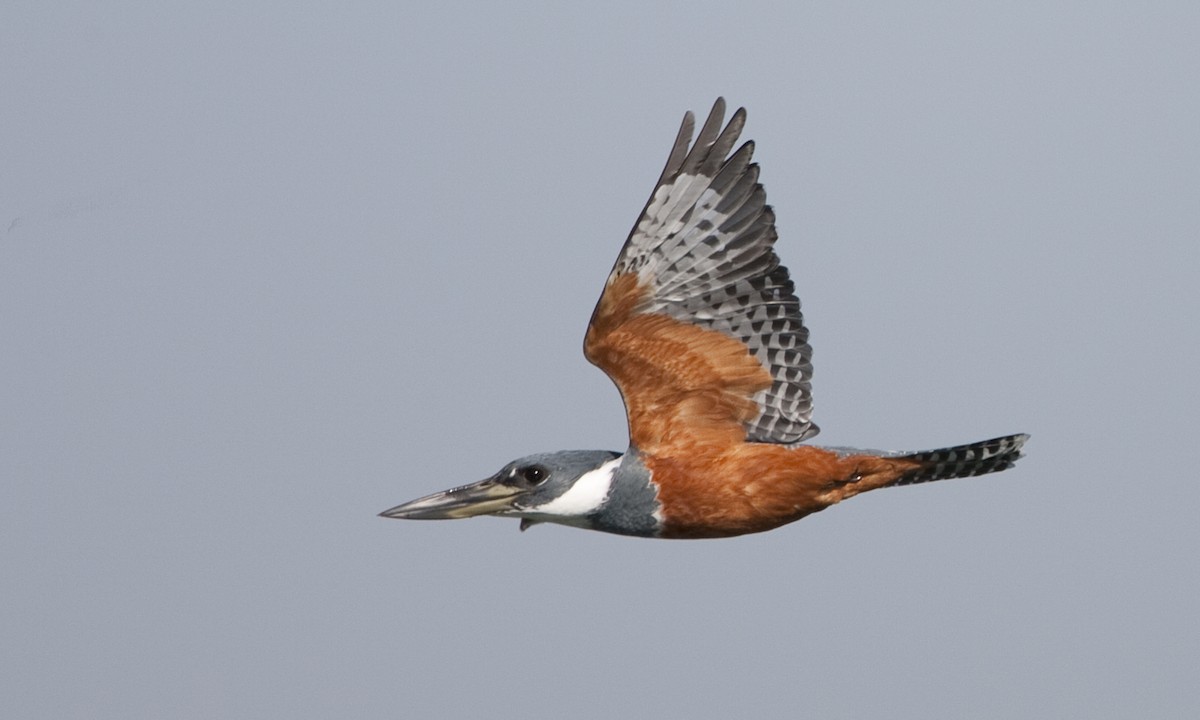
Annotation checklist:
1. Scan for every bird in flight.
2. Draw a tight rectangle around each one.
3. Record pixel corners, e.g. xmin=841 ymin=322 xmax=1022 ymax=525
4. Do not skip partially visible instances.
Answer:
xmin=381 ymin=99 xmax=1027 ymax=539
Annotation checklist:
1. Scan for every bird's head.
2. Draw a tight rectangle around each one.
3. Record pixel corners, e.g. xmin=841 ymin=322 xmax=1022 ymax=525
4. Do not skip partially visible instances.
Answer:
xmin=380 ymin=450 xmax=624 ymax=531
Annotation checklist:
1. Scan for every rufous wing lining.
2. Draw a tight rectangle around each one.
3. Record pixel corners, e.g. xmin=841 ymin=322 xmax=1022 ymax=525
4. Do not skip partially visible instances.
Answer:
xmin=585 ymin=98 xmax=818 ymax=449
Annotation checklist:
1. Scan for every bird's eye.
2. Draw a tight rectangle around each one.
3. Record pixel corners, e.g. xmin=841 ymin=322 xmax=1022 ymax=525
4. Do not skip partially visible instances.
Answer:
xmin=521 ymin=465 xmax=548 ymax=484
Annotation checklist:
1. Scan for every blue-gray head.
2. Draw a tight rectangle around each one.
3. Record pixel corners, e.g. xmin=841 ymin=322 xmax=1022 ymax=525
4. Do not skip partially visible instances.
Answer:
xmin=380 ymin=450 xmax=659 ymax=534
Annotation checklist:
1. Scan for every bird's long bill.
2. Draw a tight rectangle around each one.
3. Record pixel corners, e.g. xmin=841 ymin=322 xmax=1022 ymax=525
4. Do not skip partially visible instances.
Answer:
xmin=378 ymin=476 xmax=521 ymax=520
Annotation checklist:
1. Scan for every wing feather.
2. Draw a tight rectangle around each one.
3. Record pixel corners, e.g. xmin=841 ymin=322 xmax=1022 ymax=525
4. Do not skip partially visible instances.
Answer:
xmin=585 ymin=99 xmax=818 ymax=452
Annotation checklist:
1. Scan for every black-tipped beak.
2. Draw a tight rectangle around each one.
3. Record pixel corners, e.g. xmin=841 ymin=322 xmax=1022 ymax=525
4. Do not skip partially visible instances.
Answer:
xmin=379 ymin=476 xmax=522 ymax=520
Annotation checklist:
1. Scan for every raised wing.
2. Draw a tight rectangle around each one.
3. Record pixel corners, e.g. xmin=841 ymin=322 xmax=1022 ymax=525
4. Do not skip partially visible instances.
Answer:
xmin=584 ymin=98 xmax=817 ymax=455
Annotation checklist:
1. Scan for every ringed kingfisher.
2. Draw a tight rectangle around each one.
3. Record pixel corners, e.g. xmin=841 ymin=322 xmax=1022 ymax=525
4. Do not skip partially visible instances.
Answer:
xmin=381 ymin=99 xmax=1027 ymax=539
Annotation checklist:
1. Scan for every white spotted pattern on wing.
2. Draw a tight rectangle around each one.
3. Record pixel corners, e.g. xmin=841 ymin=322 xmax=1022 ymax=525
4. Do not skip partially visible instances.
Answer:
xmin=600 ymin=98 xmax=818 ymax=444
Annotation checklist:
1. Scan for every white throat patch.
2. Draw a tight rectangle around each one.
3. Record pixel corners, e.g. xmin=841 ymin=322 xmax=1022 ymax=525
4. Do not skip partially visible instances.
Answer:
xmin=527 ymin=456 xmax=621 ymax=518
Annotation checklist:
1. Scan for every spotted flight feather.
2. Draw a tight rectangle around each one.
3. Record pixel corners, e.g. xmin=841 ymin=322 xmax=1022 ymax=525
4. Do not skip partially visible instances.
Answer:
xmin=589 ymin=98 xmax=817 ymax=445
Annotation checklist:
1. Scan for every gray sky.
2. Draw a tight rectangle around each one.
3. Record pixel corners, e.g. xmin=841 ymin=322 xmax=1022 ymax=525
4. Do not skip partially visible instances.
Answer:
xmin=3 ymin=2 xmax=1197 ymax=718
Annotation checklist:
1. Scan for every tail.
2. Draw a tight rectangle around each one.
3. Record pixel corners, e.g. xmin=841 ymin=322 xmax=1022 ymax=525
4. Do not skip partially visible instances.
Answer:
xmin=892 ymin=433 xmax=1029 ymax=486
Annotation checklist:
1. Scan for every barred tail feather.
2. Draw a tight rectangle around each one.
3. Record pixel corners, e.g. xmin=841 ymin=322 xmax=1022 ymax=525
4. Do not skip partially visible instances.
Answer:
xmin=893 ymin=434 xmax=1029 ymax=486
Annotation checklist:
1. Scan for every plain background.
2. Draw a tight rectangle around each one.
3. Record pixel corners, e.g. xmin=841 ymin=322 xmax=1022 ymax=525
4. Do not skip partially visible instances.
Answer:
xmin=3 ymin=2 xmax=1197 ymax=718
